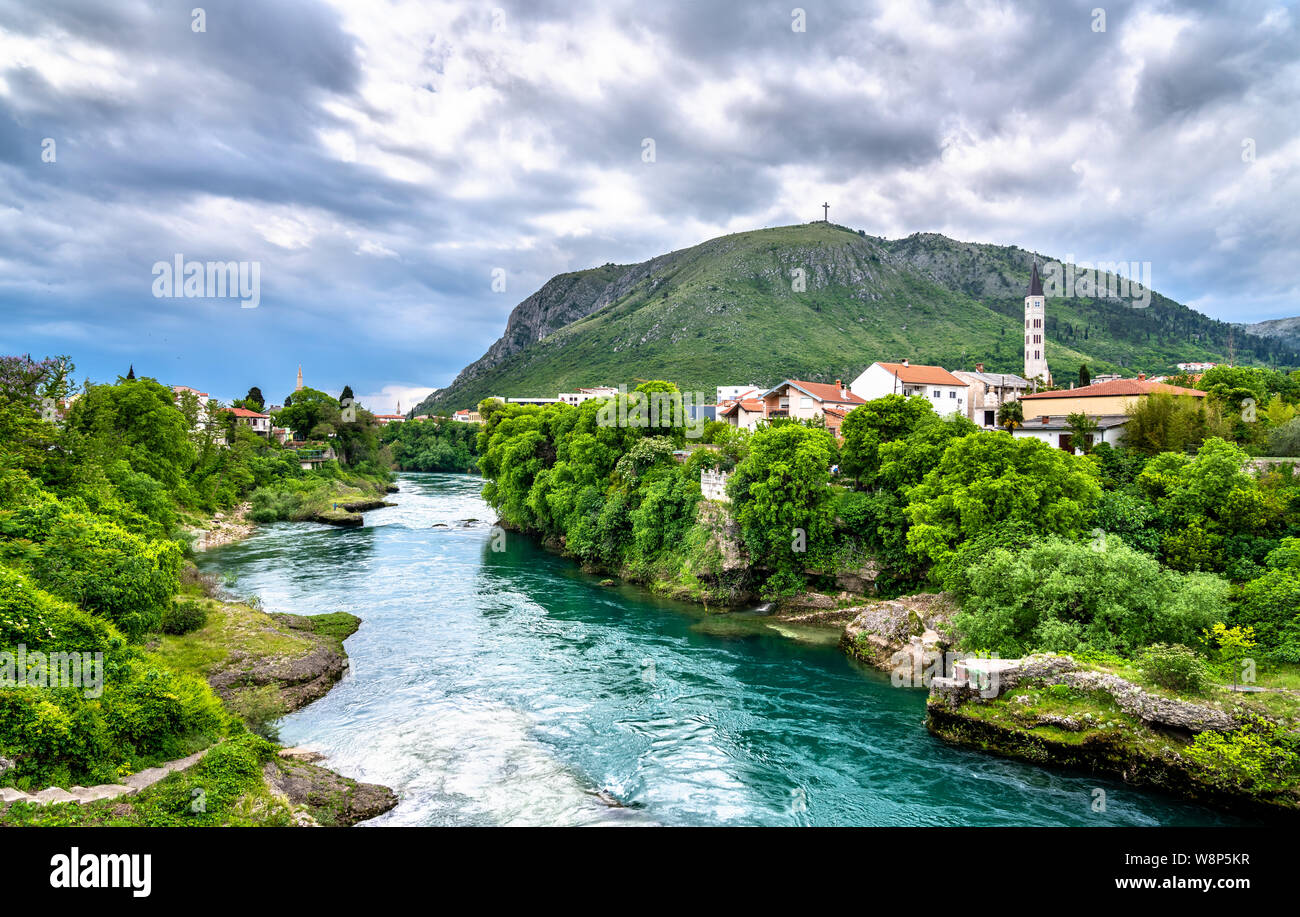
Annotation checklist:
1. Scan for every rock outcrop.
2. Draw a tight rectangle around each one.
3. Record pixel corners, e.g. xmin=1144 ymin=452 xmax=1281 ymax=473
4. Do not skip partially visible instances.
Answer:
xmin=262 ymin=758 xmax=398 ymax=827
xmin=930 ymin=654 xmax=1241 ymax=734
xmin=840 ymin=593 xmax=957 ymax=671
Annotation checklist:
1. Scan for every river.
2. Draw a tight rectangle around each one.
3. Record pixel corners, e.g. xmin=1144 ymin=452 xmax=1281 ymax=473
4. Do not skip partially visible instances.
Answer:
xmin=197 ymin=472 xmax=1248 ymax=826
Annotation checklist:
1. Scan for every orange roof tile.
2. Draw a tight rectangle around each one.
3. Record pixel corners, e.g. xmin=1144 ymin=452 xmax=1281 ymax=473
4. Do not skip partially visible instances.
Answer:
xmin=779 ymin=380 xmax=867 ymax=404
xmin=1022 ymin=379 xmax=1206 ymax=400
xmin=876 ymin=362 xmax=967 ymax=387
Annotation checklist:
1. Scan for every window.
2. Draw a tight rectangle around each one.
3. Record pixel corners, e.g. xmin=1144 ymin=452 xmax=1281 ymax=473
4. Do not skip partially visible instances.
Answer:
xmin=949 ymin=390 xmax=957 ymax=398
xmin=1034 ymin=350 xmax=1040 ymax=359
xmin=984 ymin=410 xmax=995 ymax=426
xmin=932 ymin=389 xmax=941 ymax=397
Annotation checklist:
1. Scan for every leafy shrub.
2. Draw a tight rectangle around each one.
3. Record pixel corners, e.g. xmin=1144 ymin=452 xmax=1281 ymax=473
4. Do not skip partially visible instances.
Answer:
xmin=953 ymin=536 xmax=1228 ymax=657
xmin=1184 ymin=718 xmax=1300 ymax=794
xmin=160 ymin=599 xmax=208 ymax=635
xmin=1137 ymin=643 xmax=1212 ymax=694
xmin=0 ymin=568 xmax=227 ymax=787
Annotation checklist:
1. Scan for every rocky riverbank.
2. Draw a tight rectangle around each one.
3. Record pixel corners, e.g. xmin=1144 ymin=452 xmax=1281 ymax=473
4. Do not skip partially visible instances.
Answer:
xmin=189 ymin=502 xmax=257 ymax=550
xmin=925 ymin=654 xmax=1300 ymax=814
xmin=142 ymin=580 xmax=398 ymax=825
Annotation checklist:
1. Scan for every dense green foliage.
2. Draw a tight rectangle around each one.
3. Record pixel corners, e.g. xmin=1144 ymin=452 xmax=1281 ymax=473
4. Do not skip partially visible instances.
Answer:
xmin=381 ymin=417 xmax=480 ymax=472
xmin=953 ymin=537 xmax=1225 ymax=656
xmin=0 ymin=567 xmax=227 ymax=787
xmin=0 ymin=354 xmax=394 ymax=788
xmin=478 ymin=371 xmax=1300 ymax=669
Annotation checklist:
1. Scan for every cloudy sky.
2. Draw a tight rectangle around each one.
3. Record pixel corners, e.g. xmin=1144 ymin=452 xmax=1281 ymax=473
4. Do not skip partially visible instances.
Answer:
xmin=1 ymin=0 xmax=1296 ymax=411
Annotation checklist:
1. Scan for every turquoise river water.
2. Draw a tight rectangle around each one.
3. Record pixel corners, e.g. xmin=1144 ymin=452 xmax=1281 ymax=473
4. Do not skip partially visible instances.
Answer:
xmin=198 ymin=473 xmax=1250 ymax=826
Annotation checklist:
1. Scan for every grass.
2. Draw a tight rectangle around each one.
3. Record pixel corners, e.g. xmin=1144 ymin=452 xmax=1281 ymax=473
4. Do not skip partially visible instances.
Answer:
xmin=149 ymin=598 xmax=318 ymax=680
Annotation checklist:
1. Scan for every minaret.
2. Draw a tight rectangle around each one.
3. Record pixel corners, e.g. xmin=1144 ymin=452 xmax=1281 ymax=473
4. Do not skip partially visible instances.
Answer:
xmin=295 ymin=365 xmax=303 ymax=392
xmin=1023 ymin=260 xmax=1050 ymax=386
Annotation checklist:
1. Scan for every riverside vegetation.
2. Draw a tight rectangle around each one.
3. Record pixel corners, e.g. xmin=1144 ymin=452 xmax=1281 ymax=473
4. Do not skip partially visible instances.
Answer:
xmin=477 ymin=376 xmax=1300 ymax=812
xmin=0 ymin=355 xmax=396 ymax=826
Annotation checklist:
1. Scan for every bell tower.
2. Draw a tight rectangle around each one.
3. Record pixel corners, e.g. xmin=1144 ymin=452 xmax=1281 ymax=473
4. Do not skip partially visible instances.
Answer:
xmin=1024 ymin=260 xmax=1050 ymax=386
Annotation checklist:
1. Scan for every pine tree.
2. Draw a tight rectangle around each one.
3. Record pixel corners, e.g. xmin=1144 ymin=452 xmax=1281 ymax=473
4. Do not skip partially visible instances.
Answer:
xmin=1078 ymin=364 xmax=1091 ymax=387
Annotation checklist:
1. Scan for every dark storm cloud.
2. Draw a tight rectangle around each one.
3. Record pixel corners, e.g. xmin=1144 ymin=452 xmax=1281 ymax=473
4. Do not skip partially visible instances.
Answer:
xmin=0 ymin=0 xmax=1296 ymax=410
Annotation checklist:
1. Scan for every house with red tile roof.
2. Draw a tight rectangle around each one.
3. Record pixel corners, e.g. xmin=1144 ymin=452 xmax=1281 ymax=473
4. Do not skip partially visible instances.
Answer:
xmin=718 ymin=396 xmax=767 ymax=432
xmin=850 ymin=360 xmax=969 ymax=417
xmin=220 ymin=405 xmax=272 ymax=436
xmin=758 ymin=379 xmax=866 ymax=432
xmin=1018 ymin=374 xmax=1205 ymax=419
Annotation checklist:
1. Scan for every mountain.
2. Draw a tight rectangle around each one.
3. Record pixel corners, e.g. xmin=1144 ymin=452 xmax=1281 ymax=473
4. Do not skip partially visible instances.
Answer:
xmin=1245 ymin=316 xmax=1300 ymax=352
xmin=414 ymin=223 xmax=1298 ymax=414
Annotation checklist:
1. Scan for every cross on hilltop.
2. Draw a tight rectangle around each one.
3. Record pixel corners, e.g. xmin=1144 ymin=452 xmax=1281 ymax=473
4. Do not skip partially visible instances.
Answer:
xmin=822 ymin=202 xmax=829 ymax=222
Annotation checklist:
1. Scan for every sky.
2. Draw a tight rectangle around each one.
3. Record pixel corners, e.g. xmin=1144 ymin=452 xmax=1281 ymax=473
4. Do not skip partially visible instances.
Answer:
xmin=1 ymin=0 xmax=1297 ymax=412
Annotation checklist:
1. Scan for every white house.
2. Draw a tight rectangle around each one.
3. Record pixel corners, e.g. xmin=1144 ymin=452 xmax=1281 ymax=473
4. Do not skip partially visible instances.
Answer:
xmin=1010 ymin=414 xmax=1129 ymax=454
xmin=716 ymin=385 xmax=761 ymax=404
xmin=850 ymin=361 xmax=968 ymax=417
xmin=223 ymin=406 xmax=272 ymax=437
xmin=171 ymin=385 xmax=211 ymax=429
xmin=559 ymin=386 xmax=620 ymax=406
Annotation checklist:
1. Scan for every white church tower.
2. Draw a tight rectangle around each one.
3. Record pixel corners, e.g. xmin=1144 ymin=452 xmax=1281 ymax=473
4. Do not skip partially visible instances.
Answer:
xmin=1023 ymin=260 xmax=1050 ymax=386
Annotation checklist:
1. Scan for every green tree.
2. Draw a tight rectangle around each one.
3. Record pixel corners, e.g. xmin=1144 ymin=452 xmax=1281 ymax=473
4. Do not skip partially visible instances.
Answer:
xmin=727 ymin=422 xmax=838 ymax=595
xmin=905 ymin=432 xmax=1101 ymax=570
xmin=1078 ymin=364 xmax=1091 ymax=387
xmin=1202 ymin=623 xmax=1258 ymax=690
xmin=954 ymin=537 xmax=1226 ymax=656
xmin=272 ymin=387 xmax=339 ymax=440
xmin=996 ymin=399 xmax=1023 ymax=432
xmin=838 ymin=395 xmax=934 ymax=485
xmin=1065 ymin=412 xmax=1100 ymax=454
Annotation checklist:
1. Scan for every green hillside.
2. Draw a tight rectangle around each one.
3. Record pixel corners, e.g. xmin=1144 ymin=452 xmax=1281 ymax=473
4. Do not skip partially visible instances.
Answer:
xmin=416 ymin=223 xmax=1297 ymax=413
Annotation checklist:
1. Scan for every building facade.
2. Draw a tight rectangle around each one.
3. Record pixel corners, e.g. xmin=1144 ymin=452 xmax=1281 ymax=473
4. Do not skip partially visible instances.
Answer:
xmin=1024 ymin=261 xmax=1050 ymax=384
xmin=1018 ymin=376 xmax=1206 ymax=419
xmin=952 ymin=364 xmax=1030 ymax=429
xmin=850 ymin=361 xmax=968 ymax=417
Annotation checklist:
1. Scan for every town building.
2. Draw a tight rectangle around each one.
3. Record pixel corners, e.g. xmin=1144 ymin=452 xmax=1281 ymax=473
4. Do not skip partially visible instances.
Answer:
xmin=716 ymin=385 xmax=762 ymax=404
xmin=718 ymin=396 xmax=766 ymax=431
xmin=759 ymin=379 xmax=866 ymax=432
xmin=1018 ymin=375 xmax=1206 ymax=419
xmin=1010 ymin=415 xmax=1129 ymax=454
xmin=850 ymin=361 xmax=968 ymax=417
xmin=171 ymin=385 xmax=212 ymax=429
xmin=222 ymin=406 xmax=272 ymax=437
xmin=372 ymin=414 xmax=406 ymax=426
xmin=953 ymin=364 xmax=1031 ymax=429
xmin=452 ymin=409 xmax=481 ymax=423
xmin=558 ymin=386 xmax=620 ymax=405
xmin=1024 ymin=261 xmax=1051 ymax=385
